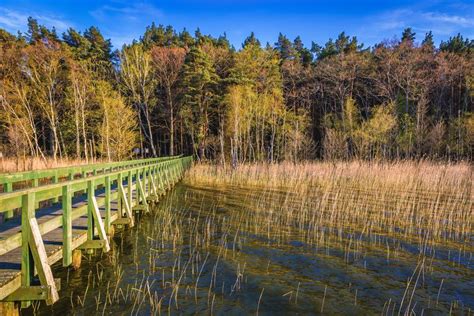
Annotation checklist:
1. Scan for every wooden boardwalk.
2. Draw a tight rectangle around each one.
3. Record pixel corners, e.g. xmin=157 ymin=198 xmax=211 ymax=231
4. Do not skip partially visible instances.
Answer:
xmin=0 ymin=156 xmax=192 ymax=312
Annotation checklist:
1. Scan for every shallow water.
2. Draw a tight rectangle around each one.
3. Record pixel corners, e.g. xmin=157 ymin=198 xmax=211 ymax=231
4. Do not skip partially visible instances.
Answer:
xmin=29 ymin=183 xmax=473 ymax=315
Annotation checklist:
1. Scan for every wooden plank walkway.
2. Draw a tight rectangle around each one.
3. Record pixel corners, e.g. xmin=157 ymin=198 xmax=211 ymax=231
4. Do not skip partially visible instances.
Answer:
xmin=0 ymin=156 xmax=192 ymax=311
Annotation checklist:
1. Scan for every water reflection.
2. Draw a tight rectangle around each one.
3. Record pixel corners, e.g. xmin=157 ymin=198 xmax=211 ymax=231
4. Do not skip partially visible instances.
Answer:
xmin=30 ymin=183 xmax=473 ymax=315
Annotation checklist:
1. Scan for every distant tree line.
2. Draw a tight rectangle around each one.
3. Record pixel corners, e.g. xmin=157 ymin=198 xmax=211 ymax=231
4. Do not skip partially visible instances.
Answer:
xmin=0 ymin=19 xmax=472 ymax=162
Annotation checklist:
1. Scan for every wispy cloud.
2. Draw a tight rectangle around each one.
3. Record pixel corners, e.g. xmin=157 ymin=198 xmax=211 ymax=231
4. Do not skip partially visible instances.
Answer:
xmin=360 ymin=4 xmax=474 ymax=42
xmin=88 ymin=2 xmax=164 ymax=48
xmin=108 ymin=34 xmax=138 ymax=48
xmin=0 ymin=8 xmax=28 ymax=29
xmin=90 ymin=2 xmax=163 ymax=22
xmin=422 ymin=12 xmax=474 ymax=27
xmin=0 ymin=7 xmax=72 ymax=33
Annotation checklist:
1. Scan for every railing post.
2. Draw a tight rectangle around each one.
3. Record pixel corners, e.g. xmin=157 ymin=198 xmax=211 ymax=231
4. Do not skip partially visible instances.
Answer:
xmin=52 ymin=172 xmax=59 ymax=203
xmin=105 ymin=176 xmax=111 ymax=234
xmin=150 ymin=165 xmax=157 ymax=195
xmin=135 ymin=169 xmax=140 ymax=204
xmin=20 ymin=190 xmax=59 ymax=305
xmin=173 ymin=162 xmax=178 ymax=182
xmin=21 ymin=192 xmax=34 ymax=308
xmin=165 ymin=163 xmax=171 ymax=189
xmin=148 ymin=166 xmax=153 ymax=194
xmin=62 ymin=184 xmax=72 ymax=266
xmin=87 ymin=179 xmax=95 ymax=241
xmin=4 ymin=182 xmax=13 ymax=219
xmin=117 ymin=173 xmax=123 ymax=218
xmin=159 ymin=164 xmax=165 ymax=191
xmin=128 ymin=170 xmax=133 ymax=211
xmin=143 ymin=167 xmax=147 ymax=196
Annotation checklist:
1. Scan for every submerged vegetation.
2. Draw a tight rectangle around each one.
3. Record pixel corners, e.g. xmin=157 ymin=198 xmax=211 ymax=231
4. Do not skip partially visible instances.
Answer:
xmin=32 ymin=160 xmax=473 ymax=315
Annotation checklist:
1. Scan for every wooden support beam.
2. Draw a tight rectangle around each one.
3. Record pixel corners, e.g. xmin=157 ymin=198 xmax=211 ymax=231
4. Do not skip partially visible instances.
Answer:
xmin=112 ymin=218 xmax=132 ymax=225
xmin=137 ymin=176 xmax=149 ymax=214
xmin=27 ymin=217 xmax=59 ymax=305
xmin=79 ymin=240 xmax=107 ymax=249
xmin=118 ymin=181 xmax=134 ymax=227
xmin=146 ymin=194 xmax=159 ymax=203
xmin=0 ymin=302 xmax=18 ymax=316
xmin=158 ymin=166 xmax=165 ymax=192
xmin=4 ymin=285 xmax=53 ymax=302
xmin=88 ymin=180 xmax=111 ymax=252
xmin=72 ymin=249 xmax=82 ymax=270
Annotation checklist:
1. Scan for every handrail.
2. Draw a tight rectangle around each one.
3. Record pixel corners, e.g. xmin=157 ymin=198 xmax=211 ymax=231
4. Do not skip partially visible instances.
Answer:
xmin=0 ymin=155 xmax=181 ymax=191
xmin=0 ymin=156 xmax=192 ymax=214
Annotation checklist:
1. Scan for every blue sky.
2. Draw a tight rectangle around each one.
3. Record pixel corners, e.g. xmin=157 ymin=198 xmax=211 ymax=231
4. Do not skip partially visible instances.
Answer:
xmin=0 ymin=0 xmax=473 ymax=49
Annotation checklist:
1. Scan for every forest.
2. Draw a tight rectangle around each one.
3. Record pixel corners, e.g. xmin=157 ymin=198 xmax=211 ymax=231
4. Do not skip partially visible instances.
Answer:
xmin=0 ymin=18 xmax=473 ymax=163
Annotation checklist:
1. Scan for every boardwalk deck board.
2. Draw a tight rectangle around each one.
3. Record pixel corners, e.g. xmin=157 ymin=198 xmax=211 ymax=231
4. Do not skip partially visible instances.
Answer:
xmin=0 ymin=156 xmax=192 ymax=306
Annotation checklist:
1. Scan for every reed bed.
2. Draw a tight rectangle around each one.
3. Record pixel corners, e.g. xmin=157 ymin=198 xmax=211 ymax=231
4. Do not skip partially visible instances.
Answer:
xmin=187 ymin=161 xmax=473 ymax=247
xmin=0 ymin=156 xmax=100 ymax=173
xmin=34 ymin=160 xmax=473 ymax=315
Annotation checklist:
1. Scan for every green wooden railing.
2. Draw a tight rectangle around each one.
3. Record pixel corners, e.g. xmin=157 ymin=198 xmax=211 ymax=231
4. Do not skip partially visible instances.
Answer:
xmin=0 ymin=156 xmax=180 ymax=192
xmin=0 ymin=156 xmax=180 ymax=219
xmin=0 ymin=155 xmax=193 ymax=305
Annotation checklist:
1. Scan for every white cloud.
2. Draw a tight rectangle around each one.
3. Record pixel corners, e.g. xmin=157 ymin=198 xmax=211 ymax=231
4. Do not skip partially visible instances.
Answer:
xmin=422 ymin=12 xmax=474 ymax=27
xmin=0 ymin=7 xmax=72 ymax=33
xmin=0 ymin=8 xmax=28 ymax=29
xmin=90 ymin=2 xmax=163 ymax=22
xmin=360 ymin=6 xmax=474 ymax=42
xmin=375 ymin=9 xmax=413 ymax=31
xmin=108 ymin=34 xmax=137 ymax=48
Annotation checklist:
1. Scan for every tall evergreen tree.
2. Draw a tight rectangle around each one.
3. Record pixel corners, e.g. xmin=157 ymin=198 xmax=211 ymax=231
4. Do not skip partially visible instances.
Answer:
xmin=421 ymin=31 xmax=435 ymax=50
xmin=181 ymin=46 xmax=219 ymax=159
xmin=243 ymin=32 xmax=261 ymax=48
xmin=401 ymin=27 xmax=416 ymax=44
xmin=275 ymin=33 xmax=294 ymax=60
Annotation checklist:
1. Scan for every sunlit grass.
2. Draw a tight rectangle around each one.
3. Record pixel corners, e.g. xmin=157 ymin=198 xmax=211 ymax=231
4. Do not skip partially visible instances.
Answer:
xmin=0 ymin=156 xmax=102 ymax=173
xmin=187 ymin=161 xmax=473 ymax=247
xmin=35 ymin=160 xmax=473 ymax=315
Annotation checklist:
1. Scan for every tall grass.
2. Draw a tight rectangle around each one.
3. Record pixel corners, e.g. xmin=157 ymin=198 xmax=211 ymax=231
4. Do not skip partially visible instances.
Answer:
xmin=0 ymin=156 xmax=99 ymax=173
xmin=34 ymin=159 xmax=472 ymax=315
xmin=187 ymin=161 xmax=473 ymax=247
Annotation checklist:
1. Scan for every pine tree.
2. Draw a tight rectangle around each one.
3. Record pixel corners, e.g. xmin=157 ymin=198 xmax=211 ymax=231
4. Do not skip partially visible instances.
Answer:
xmin=25 ymin=17 xmax=41 ymax=43
xmin=179 ymin=28 xmax=195 ymax=47
xmin=440 ymin=33 xmax=473 ymax=53
xmin=243 ymin=32 xmax=261 ymax=48
xmin=275 ymin=33 xmax=294 ymax=60
xmin=84 ymin=26 xmax=114 ymax=77
xmin=401 ymin=28 xmax=416 ymax=44
xmin=181 ymin=46 xmax=219 ymax=160
xmin=421 ymin=31 xmax=435 ymax=50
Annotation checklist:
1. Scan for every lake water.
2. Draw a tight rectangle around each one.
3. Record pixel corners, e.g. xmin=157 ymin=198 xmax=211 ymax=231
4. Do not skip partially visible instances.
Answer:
xmin=29 ymin=182 xmax=473 ymax=315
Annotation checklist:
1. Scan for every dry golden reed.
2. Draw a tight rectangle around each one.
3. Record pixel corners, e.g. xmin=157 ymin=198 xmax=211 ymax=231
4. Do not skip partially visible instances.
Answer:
xmin=0 ymin=156 xmax=106 ymax=173
xmin=186 ymin=160 xmax=473 ymax=247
